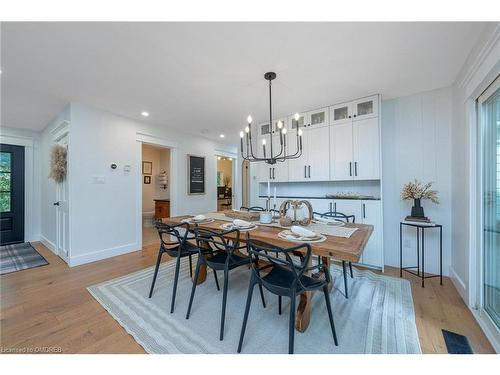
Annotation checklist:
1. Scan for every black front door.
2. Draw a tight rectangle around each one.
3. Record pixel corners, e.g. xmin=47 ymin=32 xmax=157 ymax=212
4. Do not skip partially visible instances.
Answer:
xmin=0 ymin=144 xmax=25 ymax=245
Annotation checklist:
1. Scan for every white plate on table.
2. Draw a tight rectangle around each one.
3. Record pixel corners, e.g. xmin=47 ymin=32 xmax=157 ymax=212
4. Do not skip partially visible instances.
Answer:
xmin=277 ymin=230 xmax=326 ymax=243
xmin=181 ymin=217 xmax=215 ymax=225
xmin=220 ymin=222 xmax=257 ymax=231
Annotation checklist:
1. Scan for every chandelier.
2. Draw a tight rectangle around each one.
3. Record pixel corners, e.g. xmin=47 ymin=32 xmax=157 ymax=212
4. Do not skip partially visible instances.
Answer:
xmin=239 ymin=72 xmax=303 ymax=165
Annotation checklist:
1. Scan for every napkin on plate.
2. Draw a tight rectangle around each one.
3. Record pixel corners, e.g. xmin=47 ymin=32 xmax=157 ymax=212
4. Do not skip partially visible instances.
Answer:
xmin=233 ymin=219 xmax=252 ymax=228
xmin=291 ymin=225 xmax=316 ymax=238
xmin=193 ymin=214 xmax=206 ymax=221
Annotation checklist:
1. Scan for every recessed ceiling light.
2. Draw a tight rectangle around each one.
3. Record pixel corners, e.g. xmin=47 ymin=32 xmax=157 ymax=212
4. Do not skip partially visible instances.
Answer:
xmin=219 ymin=134 xmax=225 ymax=138
xmin=217 ymin=156 xmax=221 ymax=160
xmin=141 ymin=111 xmax=149 ymax=117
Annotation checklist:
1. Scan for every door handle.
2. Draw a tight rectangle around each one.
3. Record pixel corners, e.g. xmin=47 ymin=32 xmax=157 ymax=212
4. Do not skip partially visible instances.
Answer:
xmin=53 ymin=202 xmax=60 ymax=206
xmin=304 ymin=165 xmax=307 ymax=178
xmin=308 ymin=165 xmax=311 ymax=178
xmin=349 ymin=162 xmax=352 ymax=176
xmin=354 ymin=162 xmax=358 ymax=176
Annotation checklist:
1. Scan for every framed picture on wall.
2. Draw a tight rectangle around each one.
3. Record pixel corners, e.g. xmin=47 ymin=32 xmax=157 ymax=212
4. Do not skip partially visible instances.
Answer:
xmin=142 ymin=161 xmax=152 ymax=175
xmin=188 ymin=155 xmax=205 ymax=195
xmin=144 ymin=176 xmax=151 ymax=184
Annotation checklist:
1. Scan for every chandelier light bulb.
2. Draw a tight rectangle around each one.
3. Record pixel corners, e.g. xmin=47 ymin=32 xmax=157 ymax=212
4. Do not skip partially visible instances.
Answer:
xmin=277 ymin=121 xmax=283 ymax=129
xmin=239 ymin=131 xmax=244 ymax=138
xmin=262 ymin=139 xmax=266 ymax=145
xmin=298 ymin=128 xmax=303 ymax=136
xmin=294 ymin=113 xmax=300 ymax=121
xmin=282 ymin=128 xmax=287 ymax=134
xmin=247 ymin=115 xmax=252 ymax=124
xmin=245 ymin=126 xmax=250 ymax=133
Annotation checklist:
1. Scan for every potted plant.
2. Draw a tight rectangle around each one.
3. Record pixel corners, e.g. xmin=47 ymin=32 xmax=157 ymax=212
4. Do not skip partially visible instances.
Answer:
xmin=401 ymin=179 xmax=439 ymax=221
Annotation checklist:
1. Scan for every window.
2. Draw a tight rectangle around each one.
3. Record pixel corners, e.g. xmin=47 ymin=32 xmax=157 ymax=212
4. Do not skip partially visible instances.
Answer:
xmin=0 ymin=152 xmax=11 ymax=213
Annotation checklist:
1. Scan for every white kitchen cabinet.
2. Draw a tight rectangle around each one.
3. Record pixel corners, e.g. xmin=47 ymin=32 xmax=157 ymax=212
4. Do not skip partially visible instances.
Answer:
xmin=330 ymin=123 xmax=354 ymax=181
xmin=330 ymin=110 xmax=380 ymax=181
xmin=288 ymin=126 xmax=330 ymax=181
xmin=305 ymin=107 xmax=329 ymax=128
xmin=308 ymin=199 xmax=330 ymax=214
xmin=258 ymin=122 xmax=272 ymax=137
xmin=352 ymin=95 xmax=379 ymax=120
xmin=332 ymin=199 xmax=362 ymax=221
xmin=329 ymin=102 xmax=353 ymax=125
xmin=359 ymin=200 xmax=383 ymax=269
xmin=288 ymin=113 xmax=306 ymax=133
xmin=353 ymin=117 xmax=380 ymax=180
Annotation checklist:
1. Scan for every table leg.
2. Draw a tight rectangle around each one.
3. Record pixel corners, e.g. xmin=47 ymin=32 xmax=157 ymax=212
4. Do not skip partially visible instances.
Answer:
xmin=440 ymin=226 xmax=443 ymax=285
xmin=295 ymin=254 xmax=315 ymax=332
xmin=417 ymin=227 xmax=420 ymax=276
xmin=421 ymin=228 xmax=425 ymax=288
xmin=400 ymin=223 xmax=403 ymax=278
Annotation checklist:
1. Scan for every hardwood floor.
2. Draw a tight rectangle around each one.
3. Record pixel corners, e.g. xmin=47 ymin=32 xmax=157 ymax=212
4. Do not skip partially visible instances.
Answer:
xmin=0 ymin=241 xmax=495 ymax=354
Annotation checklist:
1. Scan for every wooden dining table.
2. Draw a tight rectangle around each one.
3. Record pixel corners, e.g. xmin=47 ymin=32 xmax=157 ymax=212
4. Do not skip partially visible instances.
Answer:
xmin=162 ymin=214 xmax=373 ymax=332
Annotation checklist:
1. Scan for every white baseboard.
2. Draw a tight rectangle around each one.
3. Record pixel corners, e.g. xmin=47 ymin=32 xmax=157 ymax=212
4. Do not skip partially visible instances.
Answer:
xmin=40 ymin=235 xmax=57 ymax=254
xmin=68 ymin=242 xmax=140 ymax=267
xmin=449 ymin=266 xmax=468 ymax=303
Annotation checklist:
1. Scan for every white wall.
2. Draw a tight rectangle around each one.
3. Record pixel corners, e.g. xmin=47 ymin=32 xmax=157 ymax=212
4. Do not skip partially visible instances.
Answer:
xmin=382 ymin=87 xmax=452 ymax=276
xmin=60 ymin=103 xmax=236 ymax=266
xmin=0 ymin=126 xmax=42 ymax=242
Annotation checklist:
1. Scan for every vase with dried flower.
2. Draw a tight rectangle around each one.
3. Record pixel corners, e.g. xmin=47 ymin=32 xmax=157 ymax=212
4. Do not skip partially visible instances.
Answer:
xmin=49 ymin=144 xmax=67 ymax=183
xmin=401 ymin=179 xmax=439 ymax=222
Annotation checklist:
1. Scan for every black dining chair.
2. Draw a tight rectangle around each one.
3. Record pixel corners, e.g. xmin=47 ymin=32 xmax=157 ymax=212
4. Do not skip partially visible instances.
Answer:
xmin=149 ymin=222 xmax=202 ymax=313
xmin=240 ymin=206 xmax=266 ymax=212
xmin=238 ymin=239 xmax=338 ymax=354
xmin=313 ymin=211 xmax=356 ymax=298
xmin=186 ymin=227 xmax=267 ymax=341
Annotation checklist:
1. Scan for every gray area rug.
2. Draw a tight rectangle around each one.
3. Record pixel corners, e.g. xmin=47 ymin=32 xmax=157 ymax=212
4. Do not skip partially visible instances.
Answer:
xmin=0 ymin=242 xmax=48 ymax=275
xmin=88 ymin=257 xmax=421 ymax=354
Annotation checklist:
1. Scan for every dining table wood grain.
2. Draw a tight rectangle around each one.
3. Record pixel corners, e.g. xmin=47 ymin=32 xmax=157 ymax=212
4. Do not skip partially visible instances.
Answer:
xmin=162 ymin=214 xmax=373 ymax=332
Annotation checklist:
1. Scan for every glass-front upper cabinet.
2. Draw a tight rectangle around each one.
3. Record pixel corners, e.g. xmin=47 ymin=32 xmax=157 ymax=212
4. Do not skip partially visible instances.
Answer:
xmin=259 ymin=122 xmax=271 ymax=137
xmin=287 ymin=113 xmax=305 ymax=133
xmin=329 ymin=102 xmax=353 ymax=125
xmin=272 ymin=118 xmax=288 ymax=134
xmin=352 ymin=95 xmax=379 ymax=120
xmin=305 ymin=107 xmax=329 ymax=128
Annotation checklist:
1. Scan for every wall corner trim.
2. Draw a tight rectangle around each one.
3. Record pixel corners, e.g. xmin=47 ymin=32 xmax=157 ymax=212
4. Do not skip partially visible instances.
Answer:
xmin=449 ymin=266 xmax=468 ymax=304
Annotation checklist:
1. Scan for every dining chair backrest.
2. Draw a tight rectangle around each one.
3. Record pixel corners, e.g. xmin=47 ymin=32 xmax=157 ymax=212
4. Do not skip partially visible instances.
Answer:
xmin=155 ymin=221 xmax=190 ymax=251
xmin=246 ymin=239 xmax=313 ymax=292
xmin=240 ymin=206 xmax=265 ymax=212
xmin=193 ymin=226 xmax=241 ymax=262
xmin=313 ymin=211 xmax=355 ymax=223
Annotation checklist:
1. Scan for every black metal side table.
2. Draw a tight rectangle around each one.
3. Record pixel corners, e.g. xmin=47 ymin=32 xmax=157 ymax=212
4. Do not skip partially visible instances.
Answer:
xmin=399 ymin=221 xmax=443 ymax=287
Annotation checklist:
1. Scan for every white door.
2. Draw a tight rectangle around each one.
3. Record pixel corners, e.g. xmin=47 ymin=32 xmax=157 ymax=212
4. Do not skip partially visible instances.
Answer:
xmin=330 ymin=123 xmax=354 ymax=181
xmin=54 ymin=133 xmax=70 ymax=263
xmin=360 ymin=200 xmax=383 ymax=268
xmin=353 ymin=117 xmax=380 ymax=180
xmin=307 ymin=126 xmax=330 ymax=181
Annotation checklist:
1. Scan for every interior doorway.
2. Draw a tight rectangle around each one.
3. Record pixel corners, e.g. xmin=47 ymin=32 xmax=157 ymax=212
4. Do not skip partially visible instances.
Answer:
xmin=216 ymin=155 xmax=233 ymax=211
xmin=141 ymin=143 xmax=171 ymax=247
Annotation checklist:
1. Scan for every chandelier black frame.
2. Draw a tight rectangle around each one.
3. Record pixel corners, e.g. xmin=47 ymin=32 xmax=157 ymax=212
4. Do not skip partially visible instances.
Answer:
xmin=240 ymin=72 xmax=303 ymax=165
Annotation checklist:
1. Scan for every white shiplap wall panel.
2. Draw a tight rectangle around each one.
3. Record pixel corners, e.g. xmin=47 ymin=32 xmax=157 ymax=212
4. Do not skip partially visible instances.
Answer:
xmin=382 ymin=87 xmax=452 ymax=276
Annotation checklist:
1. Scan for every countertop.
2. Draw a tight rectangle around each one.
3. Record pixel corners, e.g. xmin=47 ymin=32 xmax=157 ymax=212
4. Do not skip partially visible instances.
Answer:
xmin=258 ymin=195 xmax=380 ymax=201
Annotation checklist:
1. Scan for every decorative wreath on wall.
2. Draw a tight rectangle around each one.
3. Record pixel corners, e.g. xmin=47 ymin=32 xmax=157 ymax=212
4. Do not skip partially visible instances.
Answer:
xmin=49 ymin=144 xmax=67 ymax=183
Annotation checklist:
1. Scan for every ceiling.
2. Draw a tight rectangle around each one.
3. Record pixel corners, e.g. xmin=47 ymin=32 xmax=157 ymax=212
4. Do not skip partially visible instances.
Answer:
xmin=0 ymin=22 xmax=489 ymax=143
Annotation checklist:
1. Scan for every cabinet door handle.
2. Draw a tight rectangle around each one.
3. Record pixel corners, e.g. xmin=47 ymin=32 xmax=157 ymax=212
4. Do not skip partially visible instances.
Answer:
xmin=269 ymin=168 xmax=272 ymax=179
xmin=273 ymin=168 xmax=275 ymax=180
xmin=349 ymin=162 xmax=352 ymax=176
xmin=329 ymin=202 xmax=332 ymax=211
xmin=353 ymin=114 xmax=357 ymax=118
xmin=334 ymin=202 xmax=337 ymax=212
xmin=308 ymin=165 xmax=311 ymax=178
xmin=348 ymin=115 xmax=352 ymax=119
xmin=304 ymin=165 xmax=307 ymax=178
xmin=362 ymin=203 xmax=366 ymax=219
xmin=354 ymin=161 xmax=358 ymax=176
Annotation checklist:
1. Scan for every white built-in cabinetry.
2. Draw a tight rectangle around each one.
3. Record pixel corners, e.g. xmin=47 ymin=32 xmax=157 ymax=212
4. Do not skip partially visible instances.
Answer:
xmin=253 ymin=95 xmax=380 ymax=182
